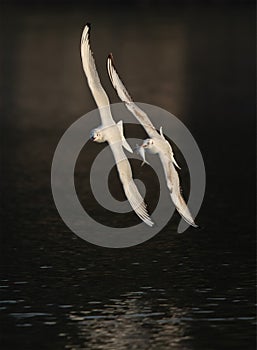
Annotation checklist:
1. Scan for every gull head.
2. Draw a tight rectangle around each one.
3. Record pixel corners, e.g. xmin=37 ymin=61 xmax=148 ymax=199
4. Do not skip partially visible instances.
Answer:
xmin=142 ymin=138 xmax=154 ymax=149
xmin=142 ymin=138 xmax=159 ymax=155
xmin=90 ymin=128 xmax=104 ymax=143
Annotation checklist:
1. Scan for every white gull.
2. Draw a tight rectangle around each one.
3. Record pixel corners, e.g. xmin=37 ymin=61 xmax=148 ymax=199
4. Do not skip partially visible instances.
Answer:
xmin=107 ymin=54 xmax=197 ymax=228
xmin=80 ymin=25 xmax=154 ymax=227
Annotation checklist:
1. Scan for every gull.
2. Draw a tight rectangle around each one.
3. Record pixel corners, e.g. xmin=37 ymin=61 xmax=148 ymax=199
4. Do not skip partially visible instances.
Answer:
xmin=107 ymin=54 xmax=198 ymax=228
xmin=80 ymin=24 xmax=154 ymax=227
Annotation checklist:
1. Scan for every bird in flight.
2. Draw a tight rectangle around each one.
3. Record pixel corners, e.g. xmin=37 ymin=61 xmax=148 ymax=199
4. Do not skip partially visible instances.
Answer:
xmin=107 ymin=54 xmax=198 ymax=228
xmin=80 ymin=24 xmax=154 ymax=227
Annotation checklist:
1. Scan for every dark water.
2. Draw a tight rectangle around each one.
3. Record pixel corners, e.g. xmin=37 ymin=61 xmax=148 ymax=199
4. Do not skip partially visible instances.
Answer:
xmin=0 ymin=3 xmax=255 ymax=349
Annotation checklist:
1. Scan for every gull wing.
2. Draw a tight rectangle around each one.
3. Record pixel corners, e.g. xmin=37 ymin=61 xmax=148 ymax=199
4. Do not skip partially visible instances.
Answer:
xmin=159 ymin=152 xmax=197 ymax=228
xmin=81 ymin=24 xmax=114 ymax=126
xmin=110 ymin=143 xmax=154 ymax=227
xmin=81 ymin=25 xmax=152 ymax=226
xmin=107 ymin=54 xmax=160 ymax=138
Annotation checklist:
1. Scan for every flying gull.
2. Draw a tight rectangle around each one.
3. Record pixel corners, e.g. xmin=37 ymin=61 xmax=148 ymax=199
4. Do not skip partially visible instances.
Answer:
xmin=107 ymin=54 xmax=197 ymax=228
xmin=80 ymin=25 xmax=154 ymax=227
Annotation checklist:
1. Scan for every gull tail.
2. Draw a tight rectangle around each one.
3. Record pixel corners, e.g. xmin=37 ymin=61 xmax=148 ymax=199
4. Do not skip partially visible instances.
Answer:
xmin=172 ymin=155 xmax=181 ymax=170
xmin=117 ymin=120 xmax=133 ymax=153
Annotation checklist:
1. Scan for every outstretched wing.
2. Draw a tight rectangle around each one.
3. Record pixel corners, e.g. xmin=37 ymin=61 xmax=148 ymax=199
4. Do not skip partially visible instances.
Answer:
xmin=81 ymin=24 xmax=113 ymax=126
xmin=81 ymin=26 xmax=152 ymax=226
xmin=159 ymin=152 xmax=198 ymax=228
xmin=107 ymin=54 xmax=160 ymax=138
xmin=110 ymin=143 xmax=154 ymax=227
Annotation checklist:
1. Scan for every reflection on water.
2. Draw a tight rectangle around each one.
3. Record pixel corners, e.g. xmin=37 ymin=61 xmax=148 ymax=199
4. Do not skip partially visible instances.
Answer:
xmin=0 ymin=2 xmax=255 ymax=350
xmin=1 ymin=237 xmax=255 ymax=349
xmin=67 ymin=296 xmax=189 ymax=350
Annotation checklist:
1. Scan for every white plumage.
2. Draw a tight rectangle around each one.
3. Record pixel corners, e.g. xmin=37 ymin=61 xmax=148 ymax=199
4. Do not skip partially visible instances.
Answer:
xmin=107 ymin=54 xmax=197 ymax=228
xmin=81 ymin=25 xmax=154 ymax=227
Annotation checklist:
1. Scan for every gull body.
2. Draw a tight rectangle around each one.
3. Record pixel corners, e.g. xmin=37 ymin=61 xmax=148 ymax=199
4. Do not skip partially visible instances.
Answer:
xmin=107 ymin=54 xmax=197 ymax=228
xmin=80 ymin=25 xmax=154 ymax=227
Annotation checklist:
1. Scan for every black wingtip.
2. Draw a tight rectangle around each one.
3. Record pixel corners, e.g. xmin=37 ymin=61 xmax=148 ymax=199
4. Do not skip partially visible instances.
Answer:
xmin=81 ymin=23 xmax=91 ymax=44
xmin=108 ymin=52 xmax=114 ymax=61
xmin=108 ymin=53 xmax=117 ymax=69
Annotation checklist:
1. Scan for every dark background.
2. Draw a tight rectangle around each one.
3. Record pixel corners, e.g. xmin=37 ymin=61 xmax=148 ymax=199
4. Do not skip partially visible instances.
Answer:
xmin=0 ymin=1 xmax=256 ymax=349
